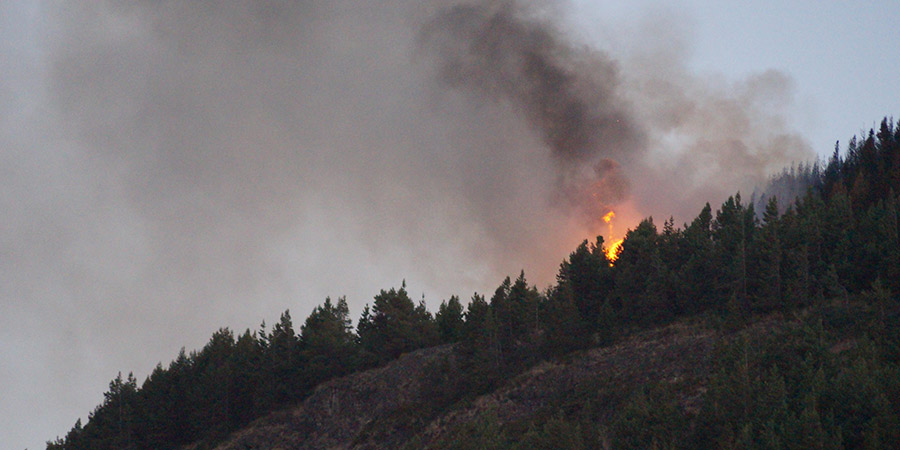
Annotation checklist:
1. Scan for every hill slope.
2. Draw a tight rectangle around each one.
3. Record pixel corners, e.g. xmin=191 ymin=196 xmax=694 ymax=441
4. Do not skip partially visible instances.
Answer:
xmin=206 ymin=344 xmax=454 ymax=449
xmin=210 ymin=314 xmax=808 ymax=449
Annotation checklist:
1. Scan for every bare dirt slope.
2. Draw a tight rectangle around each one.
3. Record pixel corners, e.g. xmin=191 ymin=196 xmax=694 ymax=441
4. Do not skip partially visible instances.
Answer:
xmin=211 ymin=344 xmax=455 ymax=450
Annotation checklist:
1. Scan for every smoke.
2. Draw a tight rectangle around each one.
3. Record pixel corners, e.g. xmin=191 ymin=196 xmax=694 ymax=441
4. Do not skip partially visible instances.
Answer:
xmin=418 ymin=1 xmax=641 ymax=221
xmin=604 ymin=9 xmax=813 ymax=219
xmin=2 ymin=1 xmax=813 ymax=447
xmin=416 ymin=1 xmax=812 ymax=225
xmin=418 ymin=2 xmax=642 ymax=163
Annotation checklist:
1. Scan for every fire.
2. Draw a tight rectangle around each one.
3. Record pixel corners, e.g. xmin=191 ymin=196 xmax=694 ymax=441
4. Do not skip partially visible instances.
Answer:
xmin=607 ymin=238 xmax=624 ymax=262
xmin=603 ymin=210 xmax=615 ymax=244
xmin=601 ymin=210 xmax=623 ymax=262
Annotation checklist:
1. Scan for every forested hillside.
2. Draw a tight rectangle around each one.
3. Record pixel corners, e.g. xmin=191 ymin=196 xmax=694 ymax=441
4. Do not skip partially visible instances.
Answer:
xmin=49 ymin=118 xmax=900 ymax=449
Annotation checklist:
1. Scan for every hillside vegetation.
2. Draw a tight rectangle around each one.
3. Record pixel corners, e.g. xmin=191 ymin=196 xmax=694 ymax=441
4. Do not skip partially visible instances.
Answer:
xmin=49 ymin=118 xmax=900 ymax=449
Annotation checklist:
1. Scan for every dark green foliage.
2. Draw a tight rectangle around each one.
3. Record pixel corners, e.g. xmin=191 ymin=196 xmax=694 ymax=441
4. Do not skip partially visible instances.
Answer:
xmin=750 ymin=197 xmax=783 ymax=311
xmin=677 ymin=203 xmax=717 ymax=315
xmin=492 ymin=272 xmax=541 ymax=365
xmin=72 ymin=372 xmax=140 ymax=450
xmin=689 ymin=310 xmax=900 ymax=450
xmin=458 ymin=293 xmax=501 ymax=393
xmin=610 ymin=387 xmax=686 ymax=450
xmin=541 ymin=284 xmax=590 ymax=356
xmin=300 ymin=297 xmax=359 ymax=385
xmin=612 ymin=218 xmax=671 ymax=325
xmin=712 ymin=194 xmax=756 ymax=315
xmin=856 ymin=198 xmax=900 ymax=294
xmin=358 ymin=283 xmax=439 ymax=364
xmin=821 ymin=185 xmax=855 ymax=292
xmin=658 ymin=217 xmax=686 ymax=315
xmin=435 ymin=295 xmax=465 ymax=343
xmin=228 ymin=329 xmax=265 ymax=427
xmin=556 ymin=237 xmax=612 ymax=332
xmin=263 ymin=310 xmax=303 ymax=406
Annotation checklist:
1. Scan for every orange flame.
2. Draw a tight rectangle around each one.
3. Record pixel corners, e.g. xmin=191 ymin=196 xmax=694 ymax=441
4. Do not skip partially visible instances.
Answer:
xmin=607 ymin=238 xmax=624 ymax=262
xmin=601 ymin=210 xmax=621 ymax=261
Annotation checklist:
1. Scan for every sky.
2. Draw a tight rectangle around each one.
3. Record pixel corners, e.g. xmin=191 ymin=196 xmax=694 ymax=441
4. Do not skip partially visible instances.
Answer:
xmin=1 ymin=1 xmax=897 ymax=449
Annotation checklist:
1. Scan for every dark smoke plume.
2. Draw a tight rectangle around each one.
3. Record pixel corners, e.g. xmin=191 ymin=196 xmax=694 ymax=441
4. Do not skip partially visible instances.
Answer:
xmin=418 ymin=1 xmax=641 ymax=219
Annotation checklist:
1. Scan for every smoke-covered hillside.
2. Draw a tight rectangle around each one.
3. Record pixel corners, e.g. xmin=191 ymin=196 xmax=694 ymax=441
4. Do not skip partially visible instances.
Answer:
xmin=49 ymin=119 xmax=900 ymax=449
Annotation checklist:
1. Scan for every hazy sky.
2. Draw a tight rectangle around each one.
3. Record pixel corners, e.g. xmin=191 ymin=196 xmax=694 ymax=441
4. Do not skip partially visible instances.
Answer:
xmin=2 ymin=1 xmax=897 ymax=449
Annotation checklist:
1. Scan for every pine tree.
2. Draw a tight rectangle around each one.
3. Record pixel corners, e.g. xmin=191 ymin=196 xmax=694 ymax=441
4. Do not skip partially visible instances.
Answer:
xmin=556 ymin=236 xmax=612 ymax=331
xmin=712 ymin=194 xmax=755 ymax=315
xmin=678 ymin=203 xmax=717 ymax=314
xmin=358 ymin=283 xmax=436 ymax=363
xmin=659 ymin=217 xmax=686 ymax=315
xmin=300 ymin=297 xmax=359 ymax=385
xmin=459 ymin=293 xmax=501 ymax=392
xmin=612 ymin=218 xmax=670 ymax=325
xmin=822 ymin=184 xmax=855 ymax=290
xmin=264 ymin=310 xmax=302 ymax=406
xmin=191 ymin=328 xmax=236 ymax=442
xmin=491 ymin=272 xmax=541 ymax=364
xmin=752 ymin=197 xmax=783 ymax=311
xmin=435 ymin=295 xmax=465 ymax=343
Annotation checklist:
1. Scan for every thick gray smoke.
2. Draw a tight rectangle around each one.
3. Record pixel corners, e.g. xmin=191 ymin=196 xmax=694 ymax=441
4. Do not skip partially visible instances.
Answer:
xmin=1 ymin=1 xmax=812 ymax=447
xmin=418 ymin=1 xmax=641 ymax=221
xmin=420 ymin=3 xmax=641 ymax=160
